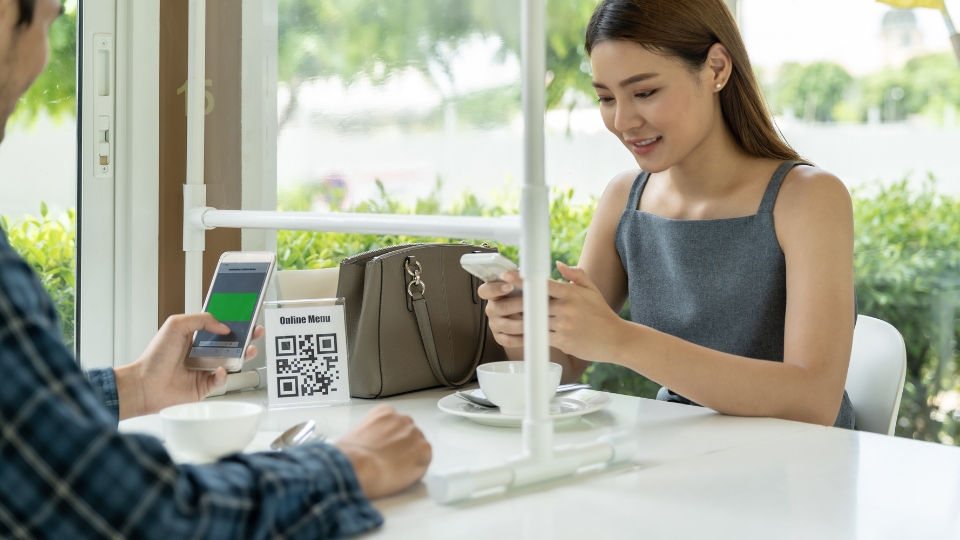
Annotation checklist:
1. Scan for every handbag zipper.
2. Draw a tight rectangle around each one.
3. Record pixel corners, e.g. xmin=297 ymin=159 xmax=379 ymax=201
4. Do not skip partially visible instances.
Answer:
xmin=340 ymin=243 xmax=424 ymax=266
xmin=340 ymin=242 xmax=497 ymax=266
xmin=368 ymin=243 xmax=497 ymax=264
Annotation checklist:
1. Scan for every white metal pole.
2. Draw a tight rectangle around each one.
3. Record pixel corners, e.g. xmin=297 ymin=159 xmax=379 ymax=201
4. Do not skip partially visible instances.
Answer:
xmin=520 ymin=0 xmax=553 ymax=461
xmin=184 ymin=0 xmax=207 ymax=314
xmin=193 ymin=209 xmax=522 ymax=246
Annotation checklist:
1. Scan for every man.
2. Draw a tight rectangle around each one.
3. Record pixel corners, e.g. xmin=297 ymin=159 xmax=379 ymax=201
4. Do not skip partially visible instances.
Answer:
xmin=0 ymin=0 xmax=432 ymax=537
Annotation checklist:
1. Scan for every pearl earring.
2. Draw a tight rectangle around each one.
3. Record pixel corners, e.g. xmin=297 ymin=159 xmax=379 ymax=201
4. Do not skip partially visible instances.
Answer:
xmin=716 ymin=83 xmax=722 ymax=89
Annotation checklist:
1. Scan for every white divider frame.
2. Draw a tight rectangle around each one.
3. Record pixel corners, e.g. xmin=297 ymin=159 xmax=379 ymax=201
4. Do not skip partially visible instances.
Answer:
xmin=184 ymin=0 xmax=207 ymax=316
xmin=183 ymin=0 xmax=635 ymax=504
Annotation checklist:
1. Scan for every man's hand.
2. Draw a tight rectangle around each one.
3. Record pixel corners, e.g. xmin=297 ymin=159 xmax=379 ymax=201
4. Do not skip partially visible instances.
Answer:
xmin=114 ymin=313 xmax=263 ymax=420
xmin=334 ymin=405 xmax=432 ymax=499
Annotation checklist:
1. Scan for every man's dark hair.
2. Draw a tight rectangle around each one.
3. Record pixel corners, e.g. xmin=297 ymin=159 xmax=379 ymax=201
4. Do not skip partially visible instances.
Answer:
xmin=16 ymin=0 xmax=36 ymax=26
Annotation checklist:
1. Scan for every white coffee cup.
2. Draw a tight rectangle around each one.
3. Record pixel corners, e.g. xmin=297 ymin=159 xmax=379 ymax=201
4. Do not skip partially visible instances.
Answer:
xmin=476 ymin=361 xmax=562 ymax=416
xmin=160 ymin=401 xmax=263 ymax=461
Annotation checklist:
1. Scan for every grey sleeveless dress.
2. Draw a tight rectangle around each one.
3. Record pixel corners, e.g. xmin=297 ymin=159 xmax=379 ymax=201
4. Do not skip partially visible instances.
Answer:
xmin=614 ymin=161 xmax=856 ymax=429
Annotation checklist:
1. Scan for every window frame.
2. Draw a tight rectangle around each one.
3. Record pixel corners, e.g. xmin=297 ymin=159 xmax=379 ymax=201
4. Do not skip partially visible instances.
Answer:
xmin=78 ymin=0 xmax=160 ymax=368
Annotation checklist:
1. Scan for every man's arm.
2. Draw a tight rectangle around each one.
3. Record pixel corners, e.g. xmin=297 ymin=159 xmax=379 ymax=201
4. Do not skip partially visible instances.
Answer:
xmin=0 ymin=241 xmax=385 ymax=539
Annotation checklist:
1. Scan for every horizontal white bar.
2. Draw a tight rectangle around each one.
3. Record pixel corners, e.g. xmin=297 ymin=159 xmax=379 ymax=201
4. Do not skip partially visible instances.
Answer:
xmin=191 ymin=208 xmax=522 ymax=245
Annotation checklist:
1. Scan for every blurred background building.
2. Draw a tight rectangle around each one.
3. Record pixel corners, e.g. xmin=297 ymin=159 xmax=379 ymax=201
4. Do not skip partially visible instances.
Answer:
xmin=882 ymin=9 xmax=927 ymax=67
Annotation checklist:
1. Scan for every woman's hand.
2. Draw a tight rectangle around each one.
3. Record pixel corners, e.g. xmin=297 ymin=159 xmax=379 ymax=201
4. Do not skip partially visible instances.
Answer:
xmin=478 ymin=271 xmax=525 ymax=349
xmin=114 ymin=313 xmax=264 ymax=420
xmin=548 ymin=262 xmax=626 ymax=362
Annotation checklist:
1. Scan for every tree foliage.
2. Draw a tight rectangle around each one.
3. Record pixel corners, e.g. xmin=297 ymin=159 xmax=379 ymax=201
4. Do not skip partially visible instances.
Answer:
xmin=276 ymin=0 xmax=601 ymax=128
xmin=278 ymin=0 xmax=483 ymax=85
xmin=16 ymin=1 xmax=959 ymax=131
xmin=768 ymin=53 xmax=960 ymax=124
xmin=860 ymin=53 xmax=960 ymax=123
xmin=769 ymin=61 xmax=853 ymax=122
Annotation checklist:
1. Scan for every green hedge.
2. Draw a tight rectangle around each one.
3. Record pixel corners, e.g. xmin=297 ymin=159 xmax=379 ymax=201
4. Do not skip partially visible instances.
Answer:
xmin=277 ymin=178 xmax=960 ymax=443
xmin=852 ymin=178 xmax=960 ymax=443
xmin=1 ymin=205 xmax=76 ymax=351
xmin=277 ymin=180 xmax=590 ymax=274
xmin=7 ymin=176 xmax=960 ymax=443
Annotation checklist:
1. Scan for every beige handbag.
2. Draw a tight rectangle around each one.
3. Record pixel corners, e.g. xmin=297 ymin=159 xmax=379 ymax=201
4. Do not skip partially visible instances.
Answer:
xmin=337 ymin=243 xmax=505 ymax=398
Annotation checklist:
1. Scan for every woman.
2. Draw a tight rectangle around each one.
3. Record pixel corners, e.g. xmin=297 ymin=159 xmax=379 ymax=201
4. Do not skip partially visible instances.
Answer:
xmin=480 ymin=0 xmax=856 ymax=428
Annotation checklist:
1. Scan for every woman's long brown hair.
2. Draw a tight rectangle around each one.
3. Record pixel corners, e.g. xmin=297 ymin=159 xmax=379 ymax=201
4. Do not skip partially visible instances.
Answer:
xmin=585 ymin=0 xmax=802 ymax=162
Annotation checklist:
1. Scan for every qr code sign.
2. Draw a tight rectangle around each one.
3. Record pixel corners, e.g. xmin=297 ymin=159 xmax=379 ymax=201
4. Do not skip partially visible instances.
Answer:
xmin=274 ymin=333 xmax=340 ymax=398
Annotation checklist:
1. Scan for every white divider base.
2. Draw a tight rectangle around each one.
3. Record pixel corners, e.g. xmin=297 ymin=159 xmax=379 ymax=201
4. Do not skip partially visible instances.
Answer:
xmin=426 ymin=431 xmax=637 ymax=504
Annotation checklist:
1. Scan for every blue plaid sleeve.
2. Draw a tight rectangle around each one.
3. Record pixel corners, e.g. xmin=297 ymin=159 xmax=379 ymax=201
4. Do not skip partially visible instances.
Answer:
xmin=84 ymin=368 xmax=119 ymax=421
xmin=0 ymin=229 xmax=383 ymax=539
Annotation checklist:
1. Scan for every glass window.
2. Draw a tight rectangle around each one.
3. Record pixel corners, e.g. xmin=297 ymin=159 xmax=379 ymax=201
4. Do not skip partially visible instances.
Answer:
xmin=272 ymin=0 xmax=960 ymax=446
xmin=273 ymin=0 xmax=634 ymax=263
xmin=0 ymin=1 xmax=78 ymax=350
xmin=277 ymin=1 xmax=522 ymax=213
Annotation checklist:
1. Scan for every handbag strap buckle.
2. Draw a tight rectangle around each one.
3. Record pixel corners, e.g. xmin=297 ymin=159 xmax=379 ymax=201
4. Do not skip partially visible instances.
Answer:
xmin=405 ymin=259 xmax=426 ymax=298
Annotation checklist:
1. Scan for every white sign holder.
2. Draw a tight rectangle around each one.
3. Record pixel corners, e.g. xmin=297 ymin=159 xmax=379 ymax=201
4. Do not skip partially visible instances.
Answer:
xmin=263 ymin=298 xmax=351 ymax=410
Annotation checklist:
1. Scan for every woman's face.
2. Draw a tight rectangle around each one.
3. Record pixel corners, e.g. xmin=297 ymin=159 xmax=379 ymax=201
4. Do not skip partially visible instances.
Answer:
xmin=590 ymin=40 xmax=721 ymax=173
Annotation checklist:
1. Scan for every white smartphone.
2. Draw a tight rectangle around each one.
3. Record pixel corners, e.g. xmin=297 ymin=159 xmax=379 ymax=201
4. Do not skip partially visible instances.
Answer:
xmin=186 ymin=251 xmax=276 ymax=372
xmin=460 ymin=252 xmax=522 ymax=297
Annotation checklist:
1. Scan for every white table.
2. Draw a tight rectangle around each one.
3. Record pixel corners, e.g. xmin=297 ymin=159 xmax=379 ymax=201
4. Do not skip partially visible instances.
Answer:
xmin=119 ymin=386 xmax=960 ymax=540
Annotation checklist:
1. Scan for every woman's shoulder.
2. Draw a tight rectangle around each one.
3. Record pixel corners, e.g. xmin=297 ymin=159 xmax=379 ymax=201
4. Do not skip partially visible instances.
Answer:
xmin=598 ymin=169 xmax=643 ymax=209
xmin=776 ymin=164 xmax=852 ymax=215
xmin=589 ymin=169 xmax=644 ymax=236
xmin=774 ymin=164 xmax=853 ymax=237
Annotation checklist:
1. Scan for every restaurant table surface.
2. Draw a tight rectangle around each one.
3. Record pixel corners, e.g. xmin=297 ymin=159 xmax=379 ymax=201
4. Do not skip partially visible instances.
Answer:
xmin=118 ymin=385 xmax=960 ymax=540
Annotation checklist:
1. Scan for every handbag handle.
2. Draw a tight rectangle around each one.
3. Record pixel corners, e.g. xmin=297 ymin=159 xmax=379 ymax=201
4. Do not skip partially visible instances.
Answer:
xmin=406 ymin=256 xmax=487 ymax=387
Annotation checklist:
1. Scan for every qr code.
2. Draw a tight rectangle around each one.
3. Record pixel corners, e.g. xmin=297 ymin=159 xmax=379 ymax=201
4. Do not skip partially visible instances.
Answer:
xmin=274 ymin=333 xmax=340 ymax=398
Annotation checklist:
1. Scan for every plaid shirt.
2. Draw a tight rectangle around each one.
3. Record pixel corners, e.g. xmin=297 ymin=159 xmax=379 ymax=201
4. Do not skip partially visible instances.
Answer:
xmin=0 ymin=228 xmax=383 ymax=539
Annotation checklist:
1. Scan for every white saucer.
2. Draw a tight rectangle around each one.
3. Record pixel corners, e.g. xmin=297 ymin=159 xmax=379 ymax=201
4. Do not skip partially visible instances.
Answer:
xmin=438 ymin=389 xmax=612 ymax=428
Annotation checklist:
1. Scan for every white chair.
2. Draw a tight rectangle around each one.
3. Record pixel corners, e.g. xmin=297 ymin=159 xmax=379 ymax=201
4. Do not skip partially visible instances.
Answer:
xmin=845 ymin=315 xmax=907 ymax=435
xmin=273 ymin=268 xmax=340 ymax=301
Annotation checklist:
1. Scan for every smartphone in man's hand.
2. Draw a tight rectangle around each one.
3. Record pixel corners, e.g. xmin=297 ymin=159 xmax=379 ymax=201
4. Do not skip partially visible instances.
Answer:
xmin=186 ymin=251 xmax=276 ymax=372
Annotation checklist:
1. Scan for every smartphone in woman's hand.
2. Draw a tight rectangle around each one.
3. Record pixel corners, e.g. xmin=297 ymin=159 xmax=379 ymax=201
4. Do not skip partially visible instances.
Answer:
xmin=460 ymin=252 xmax=522 ymax=297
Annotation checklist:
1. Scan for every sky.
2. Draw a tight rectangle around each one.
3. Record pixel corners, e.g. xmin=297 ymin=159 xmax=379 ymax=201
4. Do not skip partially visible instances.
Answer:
xmin=742 ymin=0 xmax=960 ymax=75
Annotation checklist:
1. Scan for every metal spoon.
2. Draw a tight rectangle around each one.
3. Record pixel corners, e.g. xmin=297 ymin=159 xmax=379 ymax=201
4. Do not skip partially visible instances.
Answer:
xmin=270 ymin=420 xmax=320 ymax=451
xmin=455 ymin=383 xmax=592 ymax=408
xmin=556 ymin=383 xmax=592 ymax=394
xmin=454 ymin=391 xmax=494 ymax=408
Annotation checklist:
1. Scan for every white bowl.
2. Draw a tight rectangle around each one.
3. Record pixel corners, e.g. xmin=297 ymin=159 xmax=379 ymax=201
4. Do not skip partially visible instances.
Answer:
xmin=160 ymin=401 xmax=263 ymax=460
xmin=476 ymin=361 xmax=562 ymax=416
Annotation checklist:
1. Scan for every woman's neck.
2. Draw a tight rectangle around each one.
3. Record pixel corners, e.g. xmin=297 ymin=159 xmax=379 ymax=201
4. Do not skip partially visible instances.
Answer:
xmin=663 ymin=114 xmax=757 ymax=201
